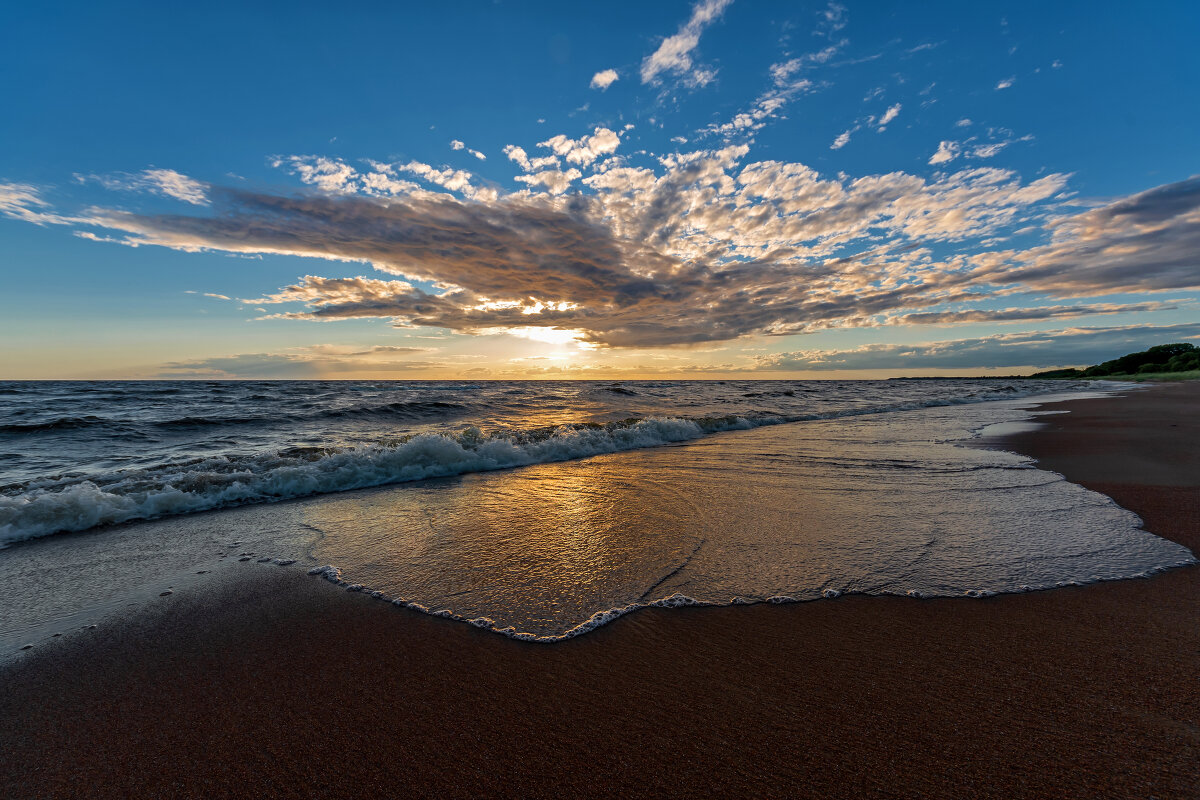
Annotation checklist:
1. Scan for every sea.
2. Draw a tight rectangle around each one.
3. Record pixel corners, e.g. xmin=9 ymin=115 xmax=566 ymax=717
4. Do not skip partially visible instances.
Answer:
xmin=0 ymin=379 xmax=1194 ymax=651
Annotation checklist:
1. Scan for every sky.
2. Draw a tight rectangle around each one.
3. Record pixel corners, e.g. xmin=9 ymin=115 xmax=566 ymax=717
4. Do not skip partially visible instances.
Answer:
xmin=1 ymin=0 xmax=1198 ymax=380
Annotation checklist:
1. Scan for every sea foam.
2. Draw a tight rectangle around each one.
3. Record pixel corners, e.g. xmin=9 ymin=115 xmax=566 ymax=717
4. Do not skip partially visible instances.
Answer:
xmin=0 ymin=379 xmax=1125 ymax=546
xmin=0 ymin=416 xmax=742 ymax=545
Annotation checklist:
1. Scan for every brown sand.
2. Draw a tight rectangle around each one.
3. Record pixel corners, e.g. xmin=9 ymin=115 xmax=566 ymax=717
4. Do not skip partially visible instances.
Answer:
xmin=1 ymin=383 xmax=1196 ymax=799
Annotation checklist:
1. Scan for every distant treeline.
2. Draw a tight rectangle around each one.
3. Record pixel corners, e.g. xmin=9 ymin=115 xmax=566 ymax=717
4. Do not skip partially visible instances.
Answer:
xmin=1032 ymin=343 xmax=1200 ymax=379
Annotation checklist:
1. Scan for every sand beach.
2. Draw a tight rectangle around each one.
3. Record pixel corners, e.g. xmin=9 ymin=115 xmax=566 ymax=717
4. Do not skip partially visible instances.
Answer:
xmin=1 ymin=382 xmax=1196 ymax=799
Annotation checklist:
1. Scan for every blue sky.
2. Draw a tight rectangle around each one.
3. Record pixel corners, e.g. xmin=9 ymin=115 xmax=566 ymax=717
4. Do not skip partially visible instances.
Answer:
xmin=2 ymin=0 xmax=1198 ymax=378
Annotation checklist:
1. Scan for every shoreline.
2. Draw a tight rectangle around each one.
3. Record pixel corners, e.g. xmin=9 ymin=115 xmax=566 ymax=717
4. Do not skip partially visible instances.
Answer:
xmin=0 ymin=378 xmax=1113 ymax=552
xmin=1 ymin=383 xmax=1197 ymax=798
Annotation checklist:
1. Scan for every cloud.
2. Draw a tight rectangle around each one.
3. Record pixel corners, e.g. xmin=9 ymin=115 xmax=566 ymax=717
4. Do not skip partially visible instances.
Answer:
xmin=156 ymin=345 xmax=439 ymax=378
xmin=9 ymin=120 xmax=1198 ymax=354
xmin=754 ymin=323 xmax=1200 ymax=371
xmin=76 ymin=168 xmax=209 ymax=205
xmin=14 ymin=155 xmax=1091 ymax=348
xmin=640 ymin=0 xmax=733 ymax=87
xmin=0 ymin=183 xmax=78 ymax=225
xmin=274 ymin=155 xmax=499 ymax=200
xmin=503 ymin=145 xmax=530 ymax=170
xmin=395 ymin=161 xmax=480 ymax=195
xmin=513 ymin=167 xmax=583 ymax=195
xmin=929 ymin=140 xmax=960 ymax=165
xmin=702 ymin=18 xmax=846 ymax=144
xmin=969 ymin=143 xmax=1006 ymax=158
xmin=996 ymin=77 xmax=1015 ymax=90
xmin=830 ymin=130 xmax=851 ymax=149
xmin=537 ymin=127 xmax=623 ymax=167
xmin=890 ymin=301 xmax=1178 ymax=326
xmin=974 ymin=175 xmax=1200 ymax=296
xmin=141 ymin=169 xmax=209 ymax=205
xmin=272 ymin=156 xmax=361 ymax=193
xmin=878 ymin=103 xmax=901 ymax=128
xmin=590 ymin=69 xmax=619 ymax=90
xmin=928 ymin=131 xmax=1032 ymax=166
xmin=816 ymin=2 xmax=847 ymax=37
xmin=451 ymin=140 xmax=486 ymax=160
xmin=502 ymin=145 xmax=560 ymax=172
xmin=701 ymin=59 xmax=820 ymax=141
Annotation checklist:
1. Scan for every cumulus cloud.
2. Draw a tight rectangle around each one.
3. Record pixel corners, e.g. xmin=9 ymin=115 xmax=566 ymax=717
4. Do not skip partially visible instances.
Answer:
xmin=640 ymin=0 xmax=733 ymax=87
xmin=755 ymin=323 xmax=1200 ymax=371
xmin=502 ymin=144 xmax=560 ymax=172
xmin=590 ymin=69 xmax=619 ymax=90
xmin=996 ymin=77 xmax=1015 ymax=90
xmin=537 ymin=127 xmax=623 ymax=166
xmin=272 ymin=155 xmax=497 ymax=200
xmin=273 ymin=156 xmax=359 ymax=193
xmin=830 ymin=130 xmax=851 ymax=149
xmin=512 ymin=167 xmax=583 ymax=195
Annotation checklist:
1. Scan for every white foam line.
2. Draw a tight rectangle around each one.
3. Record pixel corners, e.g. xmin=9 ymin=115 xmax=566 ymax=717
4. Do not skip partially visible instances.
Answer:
xmin=0 ymin=383 xmax=1115 ymax=547
xmin=305 ymin=551 xmax=1196 ymax=644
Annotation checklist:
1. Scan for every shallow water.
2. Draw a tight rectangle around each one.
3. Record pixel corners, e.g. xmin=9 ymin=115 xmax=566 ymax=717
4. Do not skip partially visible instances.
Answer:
xmin=300 ymin=398 xmax=1194 ymax=639
xmin=0 ymin=378 xmax=1117 ymax=545
xmin=0 ymin=387 xmax=1191 ymax=653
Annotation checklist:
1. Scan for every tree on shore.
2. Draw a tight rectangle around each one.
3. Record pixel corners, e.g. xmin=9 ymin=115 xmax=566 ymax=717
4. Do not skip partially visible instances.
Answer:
xmin=1031 ymin=343 xmax=1200 ymax=379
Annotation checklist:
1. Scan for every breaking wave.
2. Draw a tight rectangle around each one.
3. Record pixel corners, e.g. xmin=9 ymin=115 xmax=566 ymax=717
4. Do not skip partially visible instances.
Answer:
xmin=0 ymin=416 xmax=749 ymax=545
xmin=0 ymin=381 xmax=1112 ymax=547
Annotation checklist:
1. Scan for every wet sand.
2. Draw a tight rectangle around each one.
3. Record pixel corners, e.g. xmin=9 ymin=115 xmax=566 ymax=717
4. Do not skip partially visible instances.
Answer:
xmin=1 ymin=383 xmax=1196 ymax=799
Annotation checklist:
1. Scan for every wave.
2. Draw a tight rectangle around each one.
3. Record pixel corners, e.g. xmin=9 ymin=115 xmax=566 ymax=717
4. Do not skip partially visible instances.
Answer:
xmin=0 ymin=416 xmax=750 ymax=546
xmin=0 ymin=400 xmax=471 ymax=435
xmin=152 ymin=399 xmax=468 ymax=429
xmin=0 ymin=383 xmax=1096 ymax=546
xmin=0 ymin=415 xmax=114 ymax=434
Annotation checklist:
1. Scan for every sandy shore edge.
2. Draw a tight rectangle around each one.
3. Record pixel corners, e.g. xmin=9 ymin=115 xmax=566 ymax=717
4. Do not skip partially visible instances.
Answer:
xmin=1 ymin=382 xmax=1196 ymax=799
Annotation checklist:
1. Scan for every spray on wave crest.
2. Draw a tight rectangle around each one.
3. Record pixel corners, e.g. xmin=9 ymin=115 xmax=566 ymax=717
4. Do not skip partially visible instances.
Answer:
xmin=0 ymin=416 xmax=748 ymax=545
